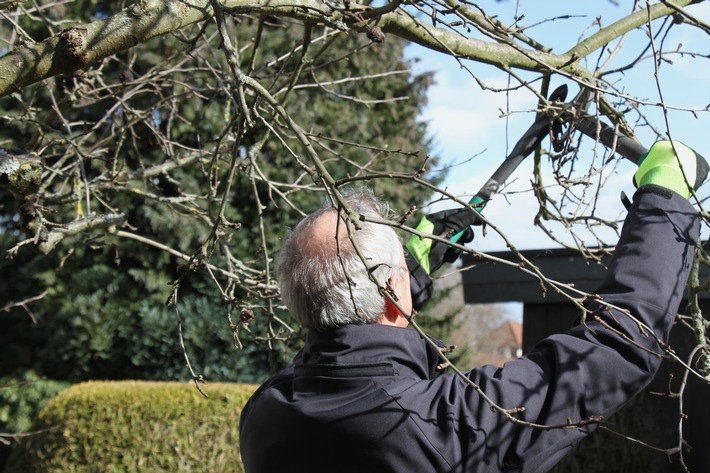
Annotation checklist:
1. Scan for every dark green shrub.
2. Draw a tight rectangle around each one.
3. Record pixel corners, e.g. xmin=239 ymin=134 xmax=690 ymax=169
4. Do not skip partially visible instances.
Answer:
xmin=0 ymin=371 xmax=70 ymax=437
xmin=0 ymin=371 xmax=69 ymax=470
xmin=5 ymin=381 xmax=257 ymax=473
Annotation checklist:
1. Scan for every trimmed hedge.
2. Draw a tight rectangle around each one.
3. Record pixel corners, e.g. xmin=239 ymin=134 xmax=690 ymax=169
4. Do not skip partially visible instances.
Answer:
xmin=5 ymin=381 xmax=258 ymax=473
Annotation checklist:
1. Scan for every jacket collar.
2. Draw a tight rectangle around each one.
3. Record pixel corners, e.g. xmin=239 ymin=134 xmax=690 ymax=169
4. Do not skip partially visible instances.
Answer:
xmin=299 ymin=324 xmax=446 ymax=380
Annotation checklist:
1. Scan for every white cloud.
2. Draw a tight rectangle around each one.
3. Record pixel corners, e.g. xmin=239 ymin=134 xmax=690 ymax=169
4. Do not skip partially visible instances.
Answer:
xmin=421 ymin=68 xmax=538 ymax=163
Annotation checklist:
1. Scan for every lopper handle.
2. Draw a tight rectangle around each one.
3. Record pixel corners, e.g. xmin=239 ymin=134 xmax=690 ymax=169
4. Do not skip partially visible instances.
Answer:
xmin=573 ymin=115 xmax=647 ymax=165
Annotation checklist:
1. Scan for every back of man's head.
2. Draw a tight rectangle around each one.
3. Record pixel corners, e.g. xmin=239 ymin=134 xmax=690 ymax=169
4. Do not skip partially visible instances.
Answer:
xmin=276 ymin=187 xmax=404 ymax=330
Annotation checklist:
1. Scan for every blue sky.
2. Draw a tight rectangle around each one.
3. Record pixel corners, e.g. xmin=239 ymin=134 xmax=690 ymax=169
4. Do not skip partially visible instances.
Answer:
xmin=405 ymin=1 xmax=709 ymax=252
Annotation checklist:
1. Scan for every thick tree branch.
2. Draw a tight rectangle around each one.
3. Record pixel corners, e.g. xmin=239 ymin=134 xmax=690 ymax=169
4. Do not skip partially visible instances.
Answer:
xmin=0 ymin=0 xmax=695 ymax=97
xmin=0 ymin=0 xmax=345 ymax=96
xmin=376 ymin=10 xmax=573 ymax=71
xmin=7 ymin=213 xmax=126 ymax=256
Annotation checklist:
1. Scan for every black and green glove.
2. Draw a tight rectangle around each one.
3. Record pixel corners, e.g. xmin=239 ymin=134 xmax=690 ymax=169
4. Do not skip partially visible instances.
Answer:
xmin=405 ymin=208 xmax=477 ymax=311
xmin=634 ymin=140 xmax=708 ymax=199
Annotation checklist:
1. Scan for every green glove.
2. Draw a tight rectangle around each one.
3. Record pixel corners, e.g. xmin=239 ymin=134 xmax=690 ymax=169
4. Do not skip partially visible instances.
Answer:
xmin=406 ymin=208 xmax=476 ymax=275
xmin=405 ymin=208 xmax=477 ymax=310
xmin=634 ymin=140 xmax=708 ymax=199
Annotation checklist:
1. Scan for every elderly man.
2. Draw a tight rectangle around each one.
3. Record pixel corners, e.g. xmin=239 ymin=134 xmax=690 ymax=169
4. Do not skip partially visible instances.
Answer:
xmin=239 ymin=141 xmax=706 ymax=473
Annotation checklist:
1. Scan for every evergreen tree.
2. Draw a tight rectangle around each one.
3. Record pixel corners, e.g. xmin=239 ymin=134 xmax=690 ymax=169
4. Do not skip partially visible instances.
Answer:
xmin=0 ymin=7 xmax=443 ymax=383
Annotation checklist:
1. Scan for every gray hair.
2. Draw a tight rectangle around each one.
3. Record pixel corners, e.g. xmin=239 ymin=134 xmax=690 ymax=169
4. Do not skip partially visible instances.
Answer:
xmin=276 ymin=187 xmax=404 ymax=330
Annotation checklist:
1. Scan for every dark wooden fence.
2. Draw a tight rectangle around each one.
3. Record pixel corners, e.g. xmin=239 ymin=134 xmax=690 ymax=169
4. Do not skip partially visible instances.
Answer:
xmin=461 ymin=248 xmax=710 ymax=473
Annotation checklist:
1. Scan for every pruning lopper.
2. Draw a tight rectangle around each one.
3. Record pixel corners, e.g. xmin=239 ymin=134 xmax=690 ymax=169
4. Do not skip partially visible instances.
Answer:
xmin=405 ymin=84 xmax=650 ymax=310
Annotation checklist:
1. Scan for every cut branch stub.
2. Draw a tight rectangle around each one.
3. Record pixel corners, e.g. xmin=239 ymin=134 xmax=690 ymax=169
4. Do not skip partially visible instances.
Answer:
xmin=0 ymin=149 xmax=44 ymax=240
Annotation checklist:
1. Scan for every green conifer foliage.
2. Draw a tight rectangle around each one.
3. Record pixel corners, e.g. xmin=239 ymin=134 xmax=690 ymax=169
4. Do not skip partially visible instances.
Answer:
xmin=0 ymin=6 xmax=442 ymax=384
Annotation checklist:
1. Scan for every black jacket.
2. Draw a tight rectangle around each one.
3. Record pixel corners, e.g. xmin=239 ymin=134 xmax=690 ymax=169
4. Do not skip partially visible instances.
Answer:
xmin=239 ymin=189 xmax=700 ymax=473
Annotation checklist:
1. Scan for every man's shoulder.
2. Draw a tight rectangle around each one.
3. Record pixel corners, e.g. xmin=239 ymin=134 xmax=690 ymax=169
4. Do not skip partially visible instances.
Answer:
xmin=247 ymin=367 xmax=295 ymax=401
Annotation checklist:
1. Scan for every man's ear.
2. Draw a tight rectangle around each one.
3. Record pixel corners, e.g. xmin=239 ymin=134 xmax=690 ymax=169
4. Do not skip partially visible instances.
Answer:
xmin=383 ymin=296 xmax=401 ymax=323
xmin=381 ymin=276 xmax=409 ymax=327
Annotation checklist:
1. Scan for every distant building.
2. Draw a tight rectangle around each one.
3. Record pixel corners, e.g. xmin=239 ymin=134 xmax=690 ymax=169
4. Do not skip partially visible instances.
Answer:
xmin=476 ymin=320 xmax=522 ymax=367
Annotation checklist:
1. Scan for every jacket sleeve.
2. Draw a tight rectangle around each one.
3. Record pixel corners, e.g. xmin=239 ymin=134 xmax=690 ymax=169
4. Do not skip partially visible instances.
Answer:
xmin=450 ymin=188 xmax=700 ymax=472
